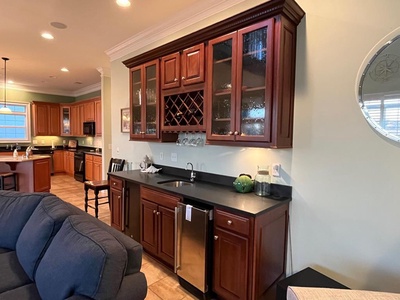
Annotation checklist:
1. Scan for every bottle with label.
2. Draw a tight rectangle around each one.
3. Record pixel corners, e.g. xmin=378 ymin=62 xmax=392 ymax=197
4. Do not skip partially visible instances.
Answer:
xmin=254 ymin=165 xmax=271 ymax=196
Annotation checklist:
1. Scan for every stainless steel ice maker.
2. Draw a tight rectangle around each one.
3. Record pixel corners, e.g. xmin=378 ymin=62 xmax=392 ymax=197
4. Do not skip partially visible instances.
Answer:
xmin=175 ymin=202 xmax=213 ymax=293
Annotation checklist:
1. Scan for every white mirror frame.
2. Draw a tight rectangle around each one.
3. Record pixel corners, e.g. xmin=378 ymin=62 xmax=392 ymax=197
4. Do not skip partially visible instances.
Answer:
xmin=357 ymin=27 xmax=400 ymax=143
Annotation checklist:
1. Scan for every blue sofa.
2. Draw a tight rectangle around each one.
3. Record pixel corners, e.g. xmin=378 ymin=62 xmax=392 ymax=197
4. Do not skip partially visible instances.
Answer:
xmin=0 ymin=191 xmax=147 ymax=300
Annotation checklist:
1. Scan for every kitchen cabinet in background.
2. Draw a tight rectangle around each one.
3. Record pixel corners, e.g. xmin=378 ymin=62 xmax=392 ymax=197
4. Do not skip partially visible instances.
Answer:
xmin=95 ymin=99 xmax=102 ymax=136
xmin=33 ymin=158 xmax=51 ymax=192
xmin=85 ymin=154 xmax=103 ymax=181
xmin=63 ymin=150 xmax=74 ymax=176
xmin=53 ymin=150 xmax=64 ymax=173
xmin=85 ymin=154 xmax=93 ymax=181
xmin=32 ymin=101 xmax=60 ymax=136
xmin=140 ymin=186 xmax=180 ymax=267
xmin=60 ymin=105 xmax=71 ymax=136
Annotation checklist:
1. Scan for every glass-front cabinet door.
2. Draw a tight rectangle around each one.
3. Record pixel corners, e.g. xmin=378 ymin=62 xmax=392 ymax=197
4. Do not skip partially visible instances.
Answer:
xmin=60 ymin=106 xmax=71 ymax=136
xmin=130 ymin=60 xmax=159 ymax=140
xmin=207 ymin=20 xmax=274 ymax=143
xmin=207 ymin=32 xmax=237 ymax=141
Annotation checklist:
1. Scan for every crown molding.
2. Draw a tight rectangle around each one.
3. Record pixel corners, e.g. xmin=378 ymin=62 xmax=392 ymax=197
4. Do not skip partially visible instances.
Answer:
xmin=106 ymin=0 xmax=245 ymax=61
xmin=7 ymin=82 xmax=101 ymax=97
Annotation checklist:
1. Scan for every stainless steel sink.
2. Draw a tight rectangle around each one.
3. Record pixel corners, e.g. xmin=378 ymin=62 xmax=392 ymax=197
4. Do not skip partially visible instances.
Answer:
xmin=157 ymin=179 xmax=193 ymax=187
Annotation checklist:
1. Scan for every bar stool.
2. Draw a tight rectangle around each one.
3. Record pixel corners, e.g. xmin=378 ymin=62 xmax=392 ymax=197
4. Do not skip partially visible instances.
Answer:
xmin=84 ymin=158 xmax=125 ymax=218
xmin=0 ymin=172 xmax=18 ymax=191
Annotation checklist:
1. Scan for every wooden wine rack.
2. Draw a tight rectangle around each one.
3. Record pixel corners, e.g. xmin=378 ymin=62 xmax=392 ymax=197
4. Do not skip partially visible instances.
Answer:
xmin=162 ymin=90 xmax=205 ymax=132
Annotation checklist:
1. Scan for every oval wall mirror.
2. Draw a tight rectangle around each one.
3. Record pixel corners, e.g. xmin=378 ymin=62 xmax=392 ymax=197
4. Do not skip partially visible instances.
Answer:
xmin=359 ymin=34 xmax=400 ymax=142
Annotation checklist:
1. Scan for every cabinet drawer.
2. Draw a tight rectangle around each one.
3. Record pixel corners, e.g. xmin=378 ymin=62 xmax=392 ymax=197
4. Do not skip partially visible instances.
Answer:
xmin=141 ymin=186 xmax=180 ymax=210
xmin=215 ymin=209 xmax=250 ymax=236
xmin=110 ymin=177 xmax=123 ymax=190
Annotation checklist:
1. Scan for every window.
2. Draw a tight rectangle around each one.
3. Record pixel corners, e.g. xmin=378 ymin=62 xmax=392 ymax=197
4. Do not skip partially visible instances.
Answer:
xmin=0 ymin=102 xmax=31 ymax=142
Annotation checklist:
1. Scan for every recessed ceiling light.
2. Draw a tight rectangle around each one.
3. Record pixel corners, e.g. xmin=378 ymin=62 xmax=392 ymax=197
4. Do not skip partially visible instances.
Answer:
xmin=116 ymin=0 xmax=131 ymax=7
xmin=61 ymin=67 xmax=69 ymax=72
xmin=50 ymin=22 xmax=67 ymax=29
xmin=41 ymin=32 xmax=54 ymax=40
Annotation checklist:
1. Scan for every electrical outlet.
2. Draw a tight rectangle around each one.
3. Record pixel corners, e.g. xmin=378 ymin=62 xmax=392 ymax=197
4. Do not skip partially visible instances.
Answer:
xmin=272 ymin=163 xmax=281 ymax=177
xmin=160 ymin=152 xmax=164 ymax=160
xmin=171 ymin=153 xmax=177 ymax=162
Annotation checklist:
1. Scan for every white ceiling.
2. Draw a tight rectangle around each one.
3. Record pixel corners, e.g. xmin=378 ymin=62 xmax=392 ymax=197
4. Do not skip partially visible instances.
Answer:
xmin=0 ymin=0 xmax=210 ymax=97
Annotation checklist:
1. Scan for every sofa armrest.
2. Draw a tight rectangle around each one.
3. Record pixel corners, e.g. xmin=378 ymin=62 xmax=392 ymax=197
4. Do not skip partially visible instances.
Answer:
xmin=287 ymin=286 xmax=400 ymax=300
xmin=116 ymin=272 xmax=147 ymax=300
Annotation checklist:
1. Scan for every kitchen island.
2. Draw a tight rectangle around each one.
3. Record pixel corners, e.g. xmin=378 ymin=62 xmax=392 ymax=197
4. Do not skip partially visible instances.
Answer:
xmin=0 ymin=155 xmax=51 ymax=192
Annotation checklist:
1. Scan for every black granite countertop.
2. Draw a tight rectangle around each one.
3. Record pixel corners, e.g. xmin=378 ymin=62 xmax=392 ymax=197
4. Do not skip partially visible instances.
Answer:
xmin=110 ymin=169 xmax=291 ymax=216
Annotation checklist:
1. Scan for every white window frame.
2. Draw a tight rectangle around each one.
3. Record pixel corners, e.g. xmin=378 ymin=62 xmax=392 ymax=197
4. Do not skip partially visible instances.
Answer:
xmin=0 ymin=101 xmax=31 ymax=143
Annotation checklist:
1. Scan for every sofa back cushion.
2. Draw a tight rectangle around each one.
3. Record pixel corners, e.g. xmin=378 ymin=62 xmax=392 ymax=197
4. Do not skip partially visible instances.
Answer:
xmin=35 ymin=215 xmax=127 ymax=300
xmin=16 ymin=195 xmax=72 ymax=280
xmin=0 ymin=191 xmax=47 ymax=250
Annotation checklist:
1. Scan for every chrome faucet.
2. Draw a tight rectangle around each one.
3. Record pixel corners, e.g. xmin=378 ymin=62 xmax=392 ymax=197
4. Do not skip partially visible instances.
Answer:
xmin=25 ymin=145 xmax=32 ymax=158
xmin=185 ymin=162 xmax=196 ymax=182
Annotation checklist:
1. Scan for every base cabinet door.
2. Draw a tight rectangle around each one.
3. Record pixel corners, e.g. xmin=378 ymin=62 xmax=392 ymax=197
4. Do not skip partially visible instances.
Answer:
xmin=140 ymin=186 xmax=180 ymax=267
xmin=213 ymin=227 xmax=249 ymax=300
xmin=157 ymin=206 xmax=175 ymax=266
xmin=141 ymin=199 xmax=158 ymax=256
xmin=110 ymin=187 xmax=123 ymax=231
xmin=53 ymin=150 xmax=64 ymax=173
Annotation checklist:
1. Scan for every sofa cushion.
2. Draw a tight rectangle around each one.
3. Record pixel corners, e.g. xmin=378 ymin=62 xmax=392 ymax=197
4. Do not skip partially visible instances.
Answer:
xmin=35 ymin=215 xmax=128 ymax=300
xmin=64 ymin=201 xmax=143 ymax=275
xmin=0 ymin=191 xmax=47 ymax=250
xmin=0 ymin=283 xmax=41 ymax=300
xmin=16 ymin=195 xmax=72 ymax=280
xmin=0 ymin=251 xmax=32 ymax=293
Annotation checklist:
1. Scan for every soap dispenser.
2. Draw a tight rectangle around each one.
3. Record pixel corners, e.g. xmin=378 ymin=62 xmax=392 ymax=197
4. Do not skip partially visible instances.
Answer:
xmin=13 ymin=148 xmax=18 ymax=158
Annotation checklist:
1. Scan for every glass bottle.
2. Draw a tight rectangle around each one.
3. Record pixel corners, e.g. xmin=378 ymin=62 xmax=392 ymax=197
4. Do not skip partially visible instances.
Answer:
xmin=254 ymin=165 xmax=270 ymax=196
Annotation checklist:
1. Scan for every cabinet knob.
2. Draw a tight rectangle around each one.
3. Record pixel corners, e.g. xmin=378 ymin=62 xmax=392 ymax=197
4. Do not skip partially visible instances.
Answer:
xmin=156 ymin=212 xmax=160 ymax=215
xmin=182 ymin=76 xmax=185 ymax=80
xmin=113 ymin=182 xmax=116 ymax=186
xmin=234 ymin=131 xmax=239 ymax=136
xmin=227 ymin=220 xmax=232 ymax=225
xmin=228 ymin=131 xmax=233 ymax=135
xmin=214 ymin=235 xmax=219 ymax=240
xmin=174 ymin=78 xmax=178 ymax=82
xmin=153 ymin=210 xmax=157 ymax=214
xmin=117 ymin=196 xmax=120 ymax=200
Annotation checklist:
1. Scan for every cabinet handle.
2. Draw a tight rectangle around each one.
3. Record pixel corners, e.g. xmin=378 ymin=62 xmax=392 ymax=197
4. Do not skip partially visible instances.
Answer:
xmin=156 ymin=212 xmax=160 ymax=215
xmin=214 ymin=235 xmax=219 ymax=240
xmin=234 ymin=131 xmax=239 ymax=136
xmin=153 ymin=210 xmax=156 ymax=214
xmin=174 ymin=78 xmax=178 ymax=82
xmin=227 ymin=220 xmax=232 ymax=225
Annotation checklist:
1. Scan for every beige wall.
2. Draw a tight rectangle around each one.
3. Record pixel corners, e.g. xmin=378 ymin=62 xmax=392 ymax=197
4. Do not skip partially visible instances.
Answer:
xmin=108 ymin=0 xmax=400 ymax=292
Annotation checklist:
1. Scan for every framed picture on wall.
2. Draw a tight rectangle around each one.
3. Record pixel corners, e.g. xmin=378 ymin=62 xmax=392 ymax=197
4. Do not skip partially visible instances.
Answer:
xmin=121 ymin=108 xmax=130 ymax=133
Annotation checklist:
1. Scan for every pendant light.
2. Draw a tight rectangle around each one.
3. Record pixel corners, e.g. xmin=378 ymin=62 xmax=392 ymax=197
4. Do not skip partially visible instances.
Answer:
xmin=1 ymin=57 xmax=12 ymax=114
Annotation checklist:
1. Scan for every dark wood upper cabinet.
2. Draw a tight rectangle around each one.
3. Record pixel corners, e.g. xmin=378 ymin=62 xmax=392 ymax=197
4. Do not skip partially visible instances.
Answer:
xmin=123 ymin=0 xmax=304 ymax=148
xmin=161 ymin=43 xmax=205 ymax=90
xmin=161 ymin=53 xmax=180 ymax=90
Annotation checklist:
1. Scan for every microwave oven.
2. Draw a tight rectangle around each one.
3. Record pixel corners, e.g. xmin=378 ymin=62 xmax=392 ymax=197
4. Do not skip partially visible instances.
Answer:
xmin=83 ymin=121 xmax=95 ymax=136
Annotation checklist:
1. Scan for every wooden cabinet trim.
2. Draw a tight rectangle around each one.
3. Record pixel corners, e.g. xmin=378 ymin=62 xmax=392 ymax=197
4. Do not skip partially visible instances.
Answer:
xmin=123 ymin=0 xmax=304 ymax=68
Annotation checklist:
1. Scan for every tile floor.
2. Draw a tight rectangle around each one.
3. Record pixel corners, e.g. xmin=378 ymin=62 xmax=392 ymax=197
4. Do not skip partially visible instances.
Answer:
xmin=50 ymin=174 xmax=198 ymax=300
